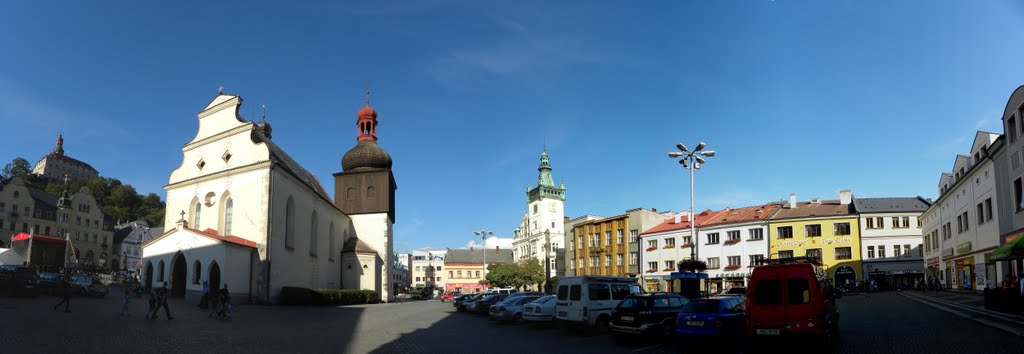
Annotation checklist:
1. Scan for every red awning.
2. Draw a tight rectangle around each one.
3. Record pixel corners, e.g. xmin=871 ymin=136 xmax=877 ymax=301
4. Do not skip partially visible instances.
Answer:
xmin=10 ymin=233 xmax=67 ymax=244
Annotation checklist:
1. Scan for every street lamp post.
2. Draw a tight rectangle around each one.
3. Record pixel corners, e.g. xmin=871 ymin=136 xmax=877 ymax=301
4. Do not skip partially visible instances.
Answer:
xmin=474 ymin=230 xmax=493 ymax=287
xmin=668 ymin=142 xmax=715 ymax=262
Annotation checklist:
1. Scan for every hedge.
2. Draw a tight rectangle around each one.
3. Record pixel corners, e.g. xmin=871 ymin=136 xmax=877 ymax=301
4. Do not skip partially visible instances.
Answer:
xmin=280 ymin=286 xmax=380 ymax=306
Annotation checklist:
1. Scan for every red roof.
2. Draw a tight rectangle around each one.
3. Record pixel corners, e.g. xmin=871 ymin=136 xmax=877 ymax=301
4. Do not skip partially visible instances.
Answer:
xmin=641 ymin=209 xmax=728 ymax=235
xmin=10 ymin=233 xmax=67 ymax=244
xmin=701 ymin=203 xmax=783 ymax=227
xmin=142 ymin=227 xmax=257 ymax=249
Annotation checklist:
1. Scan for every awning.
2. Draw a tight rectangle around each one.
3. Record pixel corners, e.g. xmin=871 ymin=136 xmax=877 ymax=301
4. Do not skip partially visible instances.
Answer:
xmin=670 ymin=272 xmax=709 ymax=280
xmin=10 ymin=233 xmax=67 ymax=244
xmin=986 ymin=234 xmax=1024 ymax=262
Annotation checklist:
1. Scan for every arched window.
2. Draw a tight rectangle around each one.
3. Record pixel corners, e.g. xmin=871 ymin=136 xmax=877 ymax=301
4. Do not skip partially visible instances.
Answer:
xmin=367 ymin=186 xmax=376 ymax=198
xmin=193 ymin=260 xmax=201 ymax=284
xmin=193 ymin=201 xmax=202 ymax=229
xmin=158 ymin=260 xmax=165 ymax=281
xmin=310 ymin=212 xmax=318 ymax=256
xmin=346 ymin=188 xmax=355 ymax=200
xmin=285 ymin=197 xmax=295 ymax=249
xmin=224 ymin=197 xmax=234 ymax=236
xmin=329 ymin=222 xmax=335 ymax=261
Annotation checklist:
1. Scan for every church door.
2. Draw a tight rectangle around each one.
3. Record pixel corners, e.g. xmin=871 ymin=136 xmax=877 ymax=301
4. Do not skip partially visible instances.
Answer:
xmin=171 ymin=253 xmax=187 ymax=297
xmin=209 ymin=262 xmax=221 ymax=295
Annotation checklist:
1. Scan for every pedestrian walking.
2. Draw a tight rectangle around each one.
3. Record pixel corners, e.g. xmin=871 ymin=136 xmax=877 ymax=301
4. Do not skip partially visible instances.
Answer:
xmin=147 ymin=293 xmax=159 ymax=319
xmin=198 ymin=281 xmax=209 ymax=309
xmin=120 ymin=283 xmax=132 ymax=317
xmin=217 ymin=284 xmax=232 ymax=319
xmin=154 ymin=282 xmax=174 ymax=320
xmin=52 ymin=273 xmax=71 ymax=313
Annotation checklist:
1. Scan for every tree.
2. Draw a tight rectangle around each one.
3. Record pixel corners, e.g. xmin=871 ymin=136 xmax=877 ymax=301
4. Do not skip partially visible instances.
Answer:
xmin=517 ymin=259 xmax=545 ymax=289
xmin=42 ymin=176 xmax=166 ymax=227
xmin=1 ymin=157 xmax=32 ymax=181
xmin=485 ymin=263 xmax=519 ymax=288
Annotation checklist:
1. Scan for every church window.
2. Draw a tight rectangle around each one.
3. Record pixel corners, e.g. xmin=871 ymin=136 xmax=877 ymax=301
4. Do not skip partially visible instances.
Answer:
xmin=12 ymin=191 xmax=18 ymax=199
xmin=224 ymin=198 xmax=234 ymax=236
xmin=346 ymin=188 xmax=355 ymax=201
xmin=158 ymin=260 xmax=165 ymax=281
xmin=221 ymin=150 xmax=232 ymax=163
xmin=196 ymin=159 xmax=206 ymax=170
xmin=367 ymin=186 xmax=376 ymax=198
xmin=194 ymin=202 xmax=201 ymax=229
xmin=329 ymin=222 xmax=335 ymax=261
xmin=285 ymin=197 xmax=295 ymax=249
xmin=310 ymin=212 xmax=318 ymax=257
xmin=533 ymin=205 xmax=538 ymax=213
xmin=193 ymin=261 xmax=201 ymax=284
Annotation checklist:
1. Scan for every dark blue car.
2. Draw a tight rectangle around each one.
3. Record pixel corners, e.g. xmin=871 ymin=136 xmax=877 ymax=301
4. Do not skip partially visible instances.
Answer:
xmin=674 ymin=296 xmax=745 ymax=340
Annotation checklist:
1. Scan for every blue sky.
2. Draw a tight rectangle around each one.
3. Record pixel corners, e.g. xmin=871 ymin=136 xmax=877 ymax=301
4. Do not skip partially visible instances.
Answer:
xmin=2 ymin=1 xmax=1023 ymax=253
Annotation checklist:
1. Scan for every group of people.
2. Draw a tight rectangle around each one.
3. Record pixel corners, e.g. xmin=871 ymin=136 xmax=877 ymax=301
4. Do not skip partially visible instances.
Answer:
xmin=198 ymin=281 xmax=233 ymax=319
xmin=49 ymin=272 xmax=233 ymax=320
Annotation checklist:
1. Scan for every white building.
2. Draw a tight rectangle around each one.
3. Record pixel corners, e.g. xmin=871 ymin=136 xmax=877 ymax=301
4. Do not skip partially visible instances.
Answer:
xmin=411 ymin=250 xmax=445 ymax=292
xmin=141 ymin=93 xmax=396 ymax=303
xmin=112 ymin=221 xmax=163 ymax=273
xmin=921 ymin=131 xmax=1003 ymax=292
xmin=638 ymin=210 xmax=725 ymax=292
xmin=32 ymin=133 xmax=99 ymax=184
xmin=991 ymin=85 xmax=1024 ymax=287
xmin=513 ymin=149 xmax=566 ymax=283
xmin=853 ymin=197 xmax=930 ymax=290
xmin=696 ymin=204 xmax=782 ymax=293
xmin=392 ymin=252 xmax=411 ymax=294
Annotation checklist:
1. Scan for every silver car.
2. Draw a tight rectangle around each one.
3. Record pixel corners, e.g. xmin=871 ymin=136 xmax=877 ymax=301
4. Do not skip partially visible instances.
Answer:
xmin=489 ymin=295 xmax=541 ymax=323
xmin=523 ymin=295 xmax=557 ymax=323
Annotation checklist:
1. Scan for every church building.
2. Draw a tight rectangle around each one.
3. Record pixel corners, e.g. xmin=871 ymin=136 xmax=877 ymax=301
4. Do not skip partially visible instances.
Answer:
xmin=141 ymin=91 xmax=396 ymax=304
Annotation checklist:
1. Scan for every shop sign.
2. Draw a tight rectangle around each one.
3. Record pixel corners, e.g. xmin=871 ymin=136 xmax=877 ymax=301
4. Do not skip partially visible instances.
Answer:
xmin=777 ymin=240 xmax=807 ymax=247
xmin=821 ymin=237 xmax=853 ymax=245
xmin=956 ymin=242 xmax=972 ymax=255
xmin=835 ymin=266 xmax=856 ymax=277
xmin=1003 ymin=230 xmax=1024 ymax=244
xmin=942 ymin=248 xmax=954 ymax=257
xmin=927 ymin=257 xmax=940 ymax=267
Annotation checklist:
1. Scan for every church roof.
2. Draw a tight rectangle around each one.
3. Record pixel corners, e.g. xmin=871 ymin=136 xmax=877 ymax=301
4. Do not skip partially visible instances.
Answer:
xmin=342 ymin=140 xmax=393 ymax=172
xmin=252 ymin=132 xmax=332 ymax=202
xmin=142 ymin=226 xmax=257 ymax=249
xmin=342 ymin=237 xmax=378 ymax=254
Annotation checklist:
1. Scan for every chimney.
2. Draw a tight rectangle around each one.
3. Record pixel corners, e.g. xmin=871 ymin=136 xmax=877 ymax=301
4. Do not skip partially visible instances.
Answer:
xmin=495 ymin=246 xmax=499 ymax=255
xmin=840 ymin=189 xmax=852 ymax=205
xmin=789 ymin=194 xmax=797 ymax=209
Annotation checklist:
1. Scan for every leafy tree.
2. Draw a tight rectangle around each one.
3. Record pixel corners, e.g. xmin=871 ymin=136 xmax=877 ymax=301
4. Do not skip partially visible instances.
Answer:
xmin=1 ymin=157 xmax=32 ymax=180
xmin=485 ymin=263 xmax=519 ymax=288
xmin=43 ymin=176 xmax=165 ymax=227
xmin=517 ymin=259 xmax=545 ymax=289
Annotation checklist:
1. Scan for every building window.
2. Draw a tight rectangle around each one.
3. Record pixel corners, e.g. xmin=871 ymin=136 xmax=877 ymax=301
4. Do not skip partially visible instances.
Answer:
xmin=647 ymin=262 xmax=658 ymax=272
xmin=665 ymin=238 xmax=676 ymax=247
xmin=309 ymin=212 xmax=318 ymax=256
xmin=961 ymin=212 xmax=969 ymax=232
xmin=778 ymin=250 xmax=794 ymax=259
xmin=867 ymin=246 xmax=875 ymax=259
xmin=415 ymin=277 xmax=420 ymax=282
xmin=1010 ymin=115 xmax=1019 ymax=143
xmin=193 ymin=261 xmax=201 ymax=284
xmin=892 ymin=217 xmax=900 ymax=229
xmin=617 ymin=254 xmax=624 ymax=266
xmin=985 ymin=198 xmax=993 ymax=221
xmin=901 ymin=217 xmax=910 ymax=228
xmin=629 ymin=229 xmax=638 ymax=243
xmin=285 ymin=197 xmax=295 ymax=249
xmin=222 ymin=197 xmax=234 ymax=236
xmin=76 ymin=216 xmax=80 ymax=226
xmin=646 ymin=240 xmax=657 ymax=250
xmin=727 ymin=231 xmax=740 ymax=242
xmin=448 ymin=271 xmax=453 ymax=278
xmin=629 ymin=252 xmax=638 ymax=265
xmin=568 ymin=260 xmax=574 ymax=270
xmin=591 ymin=256 xmax=599 ymax=267
xmin=865 ymin=217 xmax=874 ymax=229
xmin=777 ymin=226 xmax=793 ymax=239
xmin=605 ymin=231 xmax=611 ymax=245
xmin=475 ymin=271 xmax=480 ymax=278
xmin=605 ymin=255 xmax=611 ymax=266
xmin=833 ymin=222 xmax=851 ymax=236
xmin=805 ymin=248 xmax=822 ymax=260
xmin=835 ymin=247 xmax=852 ymax=260
xmin=707 ymin=257 xmax=720 ymax=269
xmin=878 ymin=246 xmax=887 ymax=258
xmin=727 ymin=256 xmax=741 ymax=267
xmin=1017 ymin=178 xmax=1024 ymax=212
xmin=664 ymin=261 xmax=674 ymax=271
xmin=977 ymin=203 xmax=985 ymax=225
xmin=367 ymin=186 xmax=376 ymax=198
xmin=617 ymin=229 xmax=624 ymax=244
xmin=805 ymin=224 xmax=822 ymax=237
xmin=533 ymin=204 xmax=537 ymax=213
xmin=748 ymin=228 xmax=763 ymax=240
xmin=904 ymin=244 xmax=912 ymax=256
xmin=12 ymin=191 xmax=18 ymax=199
xmin=707 ymin=232 xmax=720 ymax=244
xmin=749 ymin=254 xmax=764 ymax=267
xmin=193 ymin=202 xmax=202 ymax=230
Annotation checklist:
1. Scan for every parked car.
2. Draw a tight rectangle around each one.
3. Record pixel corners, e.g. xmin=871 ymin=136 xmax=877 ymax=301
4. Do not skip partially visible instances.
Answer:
xmin=555 ymin=276 xmax=643 ymax=331
xmin=474 ymin=294 xmax=510 ymax=315
xmin=458 ymin=294 xmax=486 ymax=312
xmin=674 ymin=296 xmax=746 ymax=342
xmin=745 ymin=258 xmax=839 ymax=345
xmin=523 ymin=295 xmax=557 ymax=324
xmin=70 ymin=274 xmax=109 ymax=298
xmin=38 ymin=271 xmax=62 ymax=295
xmin=452 ymin=294 xmax=474 ymax=307
xmin=489 ymin=295 xmax=541 ymax=323
xmin=0 ymin=265 xmax=40 ymax=297
xmin=721 ymin=287 xmax=746 ymax=296
xmin=497 ymin=291 xmax=543 ymax=303
xmin=610 ymin=293 xmax=689 ymax=341
xmin=441 ymin=292 xmax=458 ymax=302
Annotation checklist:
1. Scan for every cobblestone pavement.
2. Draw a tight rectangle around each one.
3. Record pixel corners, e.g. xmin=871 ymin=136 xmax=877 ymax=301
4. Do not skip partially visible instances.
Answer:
xmin=0 ymin=290 xmax=1020 ymax=353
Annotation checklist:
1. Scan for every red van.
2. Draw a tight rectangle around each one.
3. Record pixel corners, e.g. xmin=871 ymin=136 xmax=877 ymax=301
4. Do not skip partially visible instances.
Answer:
xmin=745 ymin=257 xmax=839 ymax=345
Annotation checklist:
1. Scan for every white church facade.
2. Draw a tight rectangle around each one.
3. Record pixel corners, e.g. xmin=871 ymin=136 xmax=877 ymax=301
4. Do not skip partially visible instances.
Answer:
xmin=141 ymin=92 xmax=395 ymax=304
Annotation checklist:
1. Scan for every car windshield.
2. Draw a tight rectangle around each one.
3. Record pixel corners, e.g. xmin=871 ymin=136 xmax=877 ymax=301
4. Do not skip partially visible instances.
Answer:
xmin=617 ymin=297 xmax=650 ymax=310
xmin=681 ymin=300 xmax=721 ymax=314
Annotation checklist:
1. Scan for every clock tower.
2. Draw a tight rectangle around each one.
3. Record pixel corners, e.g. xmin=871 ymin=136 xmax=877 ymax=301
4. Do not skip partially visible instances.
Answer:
xmin=514 ymin=148 xmax=566 ymax=281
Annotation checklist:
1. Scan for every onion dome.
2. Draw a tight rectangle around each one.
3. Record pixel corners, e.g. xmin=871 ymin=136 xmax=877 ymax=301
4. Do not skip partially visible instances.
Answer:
xmin=342 ymin=140 xmax=392 ymax=171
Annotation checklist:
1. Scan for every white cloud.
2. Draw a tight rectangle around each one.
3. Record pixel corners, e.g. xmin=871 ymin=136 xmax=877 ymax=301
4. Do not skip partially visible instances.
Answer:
xmin=465 ymin=237 xmax=513 ymax=250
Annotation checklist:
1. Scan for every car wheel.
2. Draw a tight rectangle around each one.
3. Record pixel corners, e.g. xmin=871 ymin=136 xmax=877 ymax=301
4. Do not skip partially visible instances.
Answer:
xmin=513 ymin=313 xmax=523 ymax=324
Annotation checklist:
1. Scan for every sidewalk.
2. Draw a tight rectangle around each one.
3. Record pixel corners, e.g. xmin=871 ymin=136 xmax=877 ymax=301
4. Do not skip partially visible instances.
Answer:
xmin=900 ymin=290 xmax=1024 ymax=337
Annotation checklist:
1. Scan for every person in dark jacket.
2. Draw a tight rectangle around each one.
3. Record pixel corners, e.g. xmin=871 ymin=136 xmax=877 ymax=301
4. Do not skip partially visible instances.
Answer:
xmin=52 ymin=274 xmax=71 ymax=313
xmin=154 ymin=282 xmax=174 ymax=320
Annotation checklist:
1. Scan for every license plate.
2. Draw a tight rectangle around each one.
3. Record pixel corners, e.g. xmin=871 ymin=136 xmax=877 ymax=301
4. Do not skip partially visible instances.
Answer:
xmin=557 ymin=311 xmax=567 ymax=317
xmin=621 ymin=316 xmax=634 ymax=322
xmin=757 ymin=329 xmax=780 ymax=335
xmin=686 ymin=320 xmax=703 ymax=327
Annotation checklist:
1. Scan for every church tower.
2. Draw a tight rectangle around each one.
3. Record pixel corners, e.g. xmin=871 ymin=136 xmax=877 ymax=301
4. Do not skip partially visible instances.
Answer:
xmin=334 ymin=91 xmax=396 ymax=302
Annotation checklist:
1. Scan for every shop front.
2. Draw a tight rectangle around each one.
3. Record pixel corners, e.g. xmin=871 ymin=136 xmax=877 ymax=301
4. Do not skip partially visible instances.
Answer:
xmin=833 ymin=265 xmax=857 ymax=289
xmin=952 ymin=242 xmax=977 ymax=290
xmin=645 ymin=275 xmax=664 ymax=292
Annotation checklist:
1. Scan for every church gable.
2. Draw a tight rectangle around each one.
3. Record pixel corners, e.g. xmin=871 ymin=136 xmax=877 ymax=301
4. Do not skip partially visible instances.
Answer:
xmin=190 ymin=93 xmax=251 ymax=146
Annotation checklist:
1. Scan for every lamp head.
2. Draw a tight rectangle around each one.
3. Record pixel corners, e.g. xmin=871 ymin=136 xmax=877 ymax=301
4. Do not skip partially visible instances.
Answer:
xmin=701 ymin=150 xmax=716 ymax=157
xmin=668 ymin=152 xmax=683 ymax=158
xmin=695 ymin=155 xmax=706 ymax=164
xmin=695 ymin=142 xmax=706 ymax=151
xmin=676 ymin=143 xmax=688 ymax=152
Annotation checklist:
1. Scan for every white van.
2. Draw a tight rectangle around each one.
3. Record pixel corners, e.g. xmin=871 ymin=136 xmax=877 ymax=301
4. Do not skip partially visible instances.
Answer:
xmin=554 ymin=276 xmax=643 ymax=330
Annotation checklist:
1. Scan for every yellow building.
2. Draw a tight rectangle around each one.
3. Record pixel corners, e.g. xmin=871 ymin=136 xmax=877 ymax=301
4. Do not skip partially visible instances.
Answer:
xmin=768 ymin=191 xmax=862 ymax=286
xmin=443 ymin=248 xmax=513 ymax=294
xmin=572 ymin=215 xmax=631 ymax=277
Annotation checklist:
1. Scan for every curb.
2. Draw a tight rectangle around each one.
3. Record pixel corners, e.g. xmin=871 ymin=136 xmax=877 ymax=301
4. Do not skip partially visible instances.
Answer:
xmin=899 ymin=292 xmax=1024 ymax=337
